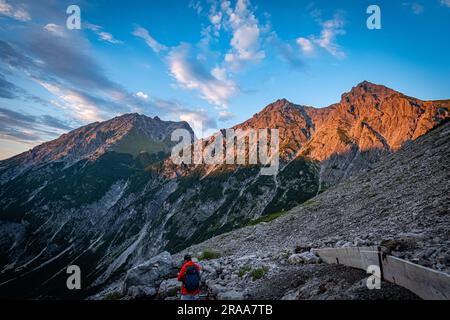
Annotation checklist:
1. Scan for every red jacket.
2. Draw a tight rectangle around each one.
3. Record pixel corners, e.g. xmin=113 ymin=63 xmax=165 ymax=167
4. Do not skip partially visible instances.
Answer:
xmin=178 ymin=261 xmax=201 ymax=295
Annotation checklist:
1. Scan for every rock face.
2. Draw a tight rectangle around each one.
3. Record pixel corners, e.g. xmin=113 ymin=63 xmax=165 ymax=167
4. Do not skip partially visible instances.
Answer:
xmin=158 ymin=278 xmax=180 ymax=299
xmin=0 ymin=81 xmax=448 ymax=299
xmin=177 ymin=120 xmax=450 ymax=275
xmin=166 ymin=120 xmax=449 ymax=300
xmin=122 ymin=251 xmax=173 ymax=298
xmin=301 ymin=81 xmax=449 ymax=187
xmin=233 ymin=98 xmax=334 ymax=160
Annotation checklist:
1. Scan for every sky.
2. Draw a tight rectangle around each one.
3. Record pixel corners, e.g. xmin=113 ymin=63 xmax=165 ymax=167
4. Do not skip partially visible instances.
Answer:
xmin=0 ymin=0 xmax=449 ymax=160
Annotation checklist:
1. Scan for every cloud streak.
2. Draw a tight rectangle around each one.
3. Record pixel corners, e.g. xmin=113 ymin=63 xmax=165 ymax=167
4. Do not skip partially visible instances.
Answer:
xmin=0 ymin=107 xmax=73 ymax=145
xmin=132 ymin=26 xmax=167 ymax=53
xmin=85 ymin=23 xmax=123 ymax=44
xmin=440 ymin=0 xmax=450 ymax=8
xmin=0 ymin=0 xmax=30 ymax=21
xmin=294 ymin=10 xmax=346 ymax=59
xmin=168 ymin=44 xmax=238 ymax=108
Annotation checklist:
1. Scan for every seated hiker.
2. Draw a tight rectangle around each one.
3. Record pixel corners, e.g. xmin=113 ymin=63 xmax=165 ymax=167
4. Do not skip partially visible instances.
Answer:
xmin=178 ymin=254 xmax=201 ymax=300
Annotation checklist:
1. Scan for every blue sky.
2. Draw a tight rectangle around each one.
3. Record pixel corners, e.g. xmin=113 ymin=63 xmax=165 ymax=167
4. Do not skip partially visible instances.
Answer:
xmin=0 ymin=0 xmax=449 ymax=159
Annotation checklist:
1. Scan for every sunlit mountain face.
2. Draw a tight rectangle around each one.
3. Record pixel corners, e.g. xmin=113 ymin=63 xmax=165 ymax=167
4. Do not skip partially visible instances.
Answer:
xmin=0 ymin=0 xmax=449 ymax=301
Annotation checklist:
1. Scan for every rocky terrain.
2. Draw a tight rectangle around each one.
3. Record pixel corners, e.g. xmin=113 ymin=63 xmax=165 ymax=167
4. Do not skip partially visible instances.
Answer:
xmin=92 ymin=250 xmax=418 ymax=300
xmin=0 ymin=81 xmax=448 ymax=299
xmin=95 ymin=119 xmax=449 ymax=301
xmin=178 ymin=120 xmax=450 ymax=271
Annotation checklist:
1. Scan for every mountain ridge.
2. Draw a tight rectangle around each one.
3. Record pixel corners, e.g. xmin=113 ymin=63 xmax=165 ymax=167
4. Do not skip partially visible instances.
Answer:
xmin=0 ymin=81 xmax=448 ymax=298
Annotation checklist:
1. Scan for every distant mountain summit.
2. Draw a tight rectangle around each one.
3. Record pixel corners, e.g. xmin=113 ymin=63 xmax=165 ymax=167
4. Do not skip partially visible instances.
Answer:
xmin=300 ymin=81 xmax=449 ymax=186
xmin=0 ymin=113 xmax=193 ymax=183
xmin=0 ymin=81 xmax=448 ymax=298
xmin=234 ymin=98 xmax=334 ymax=159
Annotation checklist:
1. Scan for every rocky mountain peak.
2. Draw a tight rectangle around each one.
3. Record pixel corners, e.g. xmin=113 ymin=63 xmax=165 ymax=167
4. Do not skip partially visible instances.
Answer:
xmin=0 ymin=113 xmax=193 ymax=183
xmin=341 ymin=81 xmax=398 ymax=105
xmin=259 ymin=98 xmax=293 ymax=112
xmin=232 ymin=99 xmax=320 ymax=160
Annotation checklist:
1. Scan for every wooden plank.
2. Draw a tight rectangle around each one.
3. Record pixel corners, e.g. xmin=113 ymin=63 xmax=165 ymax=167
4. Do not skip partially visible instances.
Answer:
xmin=312 ymin=246 xmax=379 ymax=270
xmin=382 ymin=255 xmax=450 ymax=300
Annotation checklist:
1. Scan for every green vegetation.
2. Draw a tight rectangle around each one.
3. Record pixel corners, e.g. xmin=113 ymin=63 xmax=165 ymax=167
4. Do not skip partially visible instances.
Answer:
xmin=198 ymin=249 xmax=220 ymax=260
xmin=302 ymin=198 xmax=317 ymax=208
xmin=112 ymin=130 xmax=169 ymax=157
xmin=318 ymin=181 xmax=329 ymax=194
xmin=250 ymin=266 xmax=269 ymax=281
xmin=199 ymin=168 xmax=234 ymax=201
xmin=246 ymin=211 xmax=284 ymax=226
xmin=263 ymin=157 xmax=319 ymax=214
xmin=237 ymin=265 xmax=252 ymax=277
xmin=167 ymin=171 xmax=201 ymax=203
xmin=38 ymin=152 xmax=136 ymax=209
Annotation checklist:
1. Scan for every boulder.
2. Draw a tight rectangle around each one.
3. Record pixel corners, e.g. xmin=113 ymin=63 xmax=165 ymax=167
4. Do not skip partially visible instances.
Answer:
xmin=158 ymin=278 xmax=180 ymax=299
xmin=123 ymin=251 xmax=173 ymax=297
xmin=288 ymin=252 xmax=320 ymax=265
xmin=380 ymin=237 xmax=417 ymax=253
xmin=127 ymin=286 xmax=157 ymax=299
xmin=294 ymin=244 xmax=312 ymax=254
xmin=209 ymin=283 xmax=227 ymax=296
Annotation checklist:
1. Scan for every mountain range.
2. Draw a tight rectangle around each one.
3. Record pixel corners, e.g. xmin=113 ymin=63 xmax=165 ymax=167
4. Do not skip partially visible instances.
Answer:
xmin=0 ymin=81 xmax=448 ymax=298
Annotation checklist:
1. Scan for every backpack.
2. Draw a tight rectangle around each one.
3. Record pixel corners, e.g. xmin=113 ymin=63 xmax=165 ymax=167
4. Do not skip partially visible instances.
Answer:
xmin=183 ymin=265 xmax=200 ymax=292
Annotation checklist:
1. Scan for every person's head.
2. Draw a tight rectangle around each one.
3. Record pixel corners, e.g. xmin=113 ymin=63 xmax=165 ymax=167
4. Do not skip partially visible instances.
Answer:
xmin=184 ymin=254 xmax=192 ymax=262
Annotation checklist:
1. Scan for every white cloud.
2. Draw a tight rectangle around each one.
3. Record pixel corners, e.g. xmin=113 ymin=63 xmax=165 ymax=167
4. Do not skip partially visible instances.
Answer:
xmin=0 ymin=0 xmax=30 ymax=21
xmin=411 ymin=3 xmax=424 ymax=14
xmin=189 ymin=0 xmax=203 ymax=15
xmin=218 ymin=110 xmax=236 ymax=121
xmin=179 ymin=110 xmax=214 ymax=129
xmin=308 ymin=12 xmax=346 ymax=59
xmin=132 ymin=26 xmax=167 ymax=53
xmin=151 ymin=98 xmax=218 ymax=137
xmin=135 ymin=91 xmax=149 ymax=100
xmin=221 ymin=0 xmax=266 ymax=69
xmin=180 ymin=112 xmax=218 ymax=138
xmin=296 ymin=37 xmax=314 ymax=55
xmin=440 ymin=0 xmax=450 ymax=8
xmin=168 ymin=44 xmax=238 ymax=108
xmin=38 ymin=81 xmax=103 ymax=123
xmin=211 ymin=67 xmax=227 ymax=81
xmin=210 ymin=11 xmax=222 ymax=26
xmin=85 ymin=23 xmax=123 ymax=44
xmin=44 ymin=24 xmax=65 ymax=37
xmin=198 ymin=0 xmax=267 ymax=70
xmin=402 ymin=2 xmax=424 ymax=14
xmin=98 ymin=31 xmax=122 ymax=44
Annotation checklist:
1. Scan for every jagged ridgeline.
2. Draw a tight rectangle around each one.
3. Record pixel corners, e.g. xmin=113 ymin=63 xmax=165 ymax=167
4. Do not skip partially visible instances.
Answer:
xmin=0 ymin=81 xmax=448 ymax=298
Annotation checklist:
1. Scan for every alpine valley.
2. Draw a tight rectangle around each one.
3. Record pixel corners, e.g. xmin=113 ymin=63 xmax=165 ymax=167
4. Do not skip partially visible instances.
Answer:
xmin=0 ymin=81 xmax=449 ymax=299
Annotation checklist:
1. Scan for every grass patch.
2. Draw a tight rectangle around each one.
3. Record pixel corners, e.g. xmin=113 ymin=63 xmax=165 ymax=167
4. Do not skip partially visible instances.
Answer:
xmin=198 ymin=249 xmax=220 ymax=260
xmin=250 ymin=266 xmax=269 ymax=281
xmin=246 ymin=211 xmax=284 ymax=226
xmin=237 ymin=265 xmax=252 ymax=278
xmin=302 ymin=199 xmax=317 ymax=208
